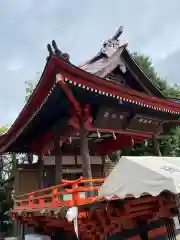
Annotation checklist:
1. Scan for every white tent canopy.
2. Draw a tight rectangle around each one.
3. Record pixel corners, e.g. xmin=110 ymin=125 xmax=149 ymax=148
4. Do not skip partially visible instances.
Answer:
xmin=99 ymin=156 xmax=180 ymax=199
xmin=162 ymin=157 xmax=180 ymax=168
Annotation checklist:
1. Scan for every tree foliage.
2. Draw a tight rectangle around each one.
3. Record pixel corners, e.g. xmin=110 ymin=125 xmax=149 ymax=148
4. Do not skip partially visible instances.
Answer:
xmin=0 ymin=74 xmax=39 ymax=236
xmin=0 ymin=125 xmax=8 ymax=134
xmin=0 ymin=72 xmax=39 ymax=234
xmin=24 ymin=80 xmax=35 ymax=103
xmin=109 ymin=53 xmax=180 ymax=160
xmin=132 ymin=53 xmax=180 ymax=98
xmin=24 ymin=72 xmax=40 ymax=102
xmin=130 ymin=53 xmax=180 ymax=157
xmin=0 ymin=124 xmax=12 ymax=234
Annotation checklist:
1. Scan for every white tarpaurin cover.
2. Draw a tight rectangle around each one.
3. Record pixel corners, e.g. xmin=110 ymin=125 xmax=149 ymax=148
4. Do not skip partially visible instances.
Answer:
xmin=99 ymin=156 xmax=180 ymax=199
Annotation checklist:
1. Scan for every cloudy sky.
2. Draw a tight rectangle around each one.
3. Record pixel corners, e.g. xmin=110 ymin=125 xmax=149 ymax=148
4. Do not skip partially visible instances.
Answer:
xmin=0 ymin=0 xmax=180 ymax=125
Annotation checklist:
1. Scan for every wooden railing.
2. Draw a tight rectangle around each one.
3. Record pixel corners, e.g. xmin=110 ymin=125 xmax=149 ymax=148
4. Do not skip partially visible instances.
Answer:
xmin=13 ymin=177 xmax=104 ymax=211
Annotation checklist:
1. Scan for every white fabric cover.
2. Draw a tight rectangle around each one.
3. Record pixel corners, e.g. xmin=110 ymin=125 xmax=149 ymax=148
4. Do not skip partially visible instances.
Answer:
xmin=162 ymin=157 xmax=180 ymax=168
xmin=99 ymin=156 xmax=180 ymax=199
xmin=25 ymin=234 xmax=51 ymax=240
xmin=65 ymin=207 xmax=78 ymax=222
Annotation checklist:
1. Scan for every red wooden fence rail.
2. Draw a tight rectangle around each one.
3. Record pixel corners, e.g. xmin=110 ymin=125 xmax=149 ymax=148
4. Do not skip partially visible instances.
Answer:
xmin=13 ymin=177 xmax=105 ymax=211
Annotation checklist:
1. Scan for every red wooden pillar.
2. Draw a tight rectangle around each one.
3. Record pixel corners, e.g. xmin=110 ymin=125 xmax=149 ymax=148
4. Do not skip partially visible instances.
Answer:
xmin=79 ymin=120 xmax=92 ymax=181
xmin=79 ymin=118 xmax=94 ymax=197
xmin=38 ymin=156 xmax=44 ymax=188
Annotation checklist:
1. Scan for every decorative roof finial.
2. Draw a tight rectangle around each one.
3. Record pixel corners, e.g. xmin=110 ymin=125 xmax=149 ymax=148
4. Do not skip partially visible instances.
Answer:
xmin=112 ymin=26 xmax=123 ymax=40
xmin=47 ymin=44 xmax=53 ymax=60
xmin=52 ymin=40 xmax=62 ymax=58
xmin=47 ymin=44 xmax=53 ymax=55
xmin=101 ymin=26 xmax=124 ymax=58
xmin=46 ymin=40 xmax=70 ymax=62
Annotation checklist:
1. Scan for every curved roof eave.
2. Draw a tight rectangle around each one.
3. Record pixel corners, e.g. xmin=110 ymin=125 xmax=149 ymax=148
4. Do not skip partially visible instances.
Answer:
xmin=0 ymin=49 xmax=179 ymax=153
xmin=0 ymin=56 xmax=56 ymax=149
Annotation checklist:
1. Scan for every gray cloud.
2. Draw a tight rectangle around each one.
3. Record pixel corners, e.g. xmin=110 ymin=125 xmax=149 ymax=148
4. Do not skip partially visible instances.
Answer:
xmin=0 ymin=0 xmax=180 ymax=125
xmin=156 ymin=49 xmax=180 ymax=84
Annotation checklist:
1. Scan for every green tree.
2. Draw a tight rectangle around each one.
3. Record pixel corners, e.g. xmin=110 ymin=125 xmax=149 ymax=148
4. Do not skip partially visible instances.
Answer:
xmin=132 ymin=53 xmax=168 ymax=93
xmin=0 ymin=73 xmax=39 ymax=236
xmin=131 ymin=52 xmax=180 ymax=157
xmin=0 ymin=125 xmax=8 ymax=134
xmin=109 ymin=53 xmax=180 ymax=160
xmin=24 ymin=72 xmax=40 ymax=102
xmin=0 ymin=125 xmax=12 ymax=236
xmin=0 ymin=125 xmax=9 ymax=180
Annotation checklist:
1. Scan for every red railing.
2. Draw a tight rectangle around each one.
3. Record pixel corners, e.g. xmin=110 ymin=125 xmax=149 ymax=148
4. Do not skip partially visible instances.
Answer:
xmin=13 ymin=177 xmax=104 ymax=212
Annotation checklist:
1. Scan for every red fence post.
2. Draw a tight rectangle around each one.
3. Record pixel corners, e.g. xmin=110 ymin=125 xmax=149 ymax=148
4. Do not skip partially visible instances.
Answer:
xmin=28 ymin=194 xmax=34 ymax=208
xmin=52 ymin=187 xmax=58 ymax=204
xmin=72 ymin=182 xmax=80 ymax=205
